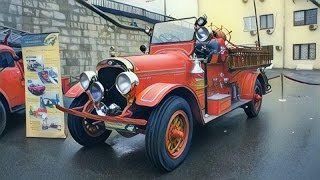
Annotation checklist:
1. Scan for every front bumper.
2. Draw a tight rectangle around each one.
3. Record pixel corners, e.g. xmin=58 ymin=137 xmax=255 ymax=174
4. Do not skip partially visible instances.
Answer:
xmin=56 ymin=105 xmax=147 ymax=127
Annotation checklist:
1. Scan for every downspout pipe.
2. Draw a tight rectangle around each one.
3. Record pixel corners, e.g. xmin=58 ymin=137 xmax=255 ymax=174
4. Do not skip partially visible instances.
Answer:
xmin=253 ymin=0 xmax=261 ymax=47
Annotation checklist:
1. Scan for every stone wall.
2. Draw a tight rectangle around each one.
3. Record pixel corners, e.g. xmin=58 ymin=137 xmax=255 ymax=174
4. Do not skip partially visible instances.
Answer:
xmin=0 ymin=0 xmax=151 ymax=76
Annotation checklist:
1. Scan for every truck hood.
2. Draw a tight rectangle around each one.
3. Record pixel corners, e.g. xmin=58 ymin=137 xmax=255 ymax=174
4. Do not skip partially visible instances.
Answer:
xmin=124 ymin=51 xmax=189 ymax=73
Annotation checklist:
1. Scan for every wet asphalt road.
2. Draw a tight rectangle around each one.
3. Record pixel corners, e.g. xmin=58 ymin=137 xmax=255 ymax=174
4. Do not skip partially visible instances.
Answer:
xmin=0 ymin=71 xmax=320 ymax=179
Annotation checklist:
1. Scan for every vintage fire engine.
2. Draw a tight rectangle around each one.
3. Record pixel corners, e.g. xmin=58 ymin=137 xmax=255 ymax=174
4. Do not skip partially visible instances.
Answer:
xmin=57 ymin=16 xmax=272 ymax=171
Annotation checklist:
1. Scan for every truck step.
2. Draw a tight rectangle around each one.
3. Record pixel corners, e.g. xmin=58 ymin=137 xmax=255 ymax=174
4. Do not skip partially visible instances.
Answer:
xmin=203 ymin=99 xmax=251 ymax=124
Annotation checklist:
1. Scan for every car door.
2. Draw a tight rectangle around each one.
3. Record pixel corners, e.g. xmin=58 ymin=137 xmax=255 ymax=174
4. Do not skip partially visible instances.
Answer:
xmin=0 ymin=51 xmax=25 ymax=108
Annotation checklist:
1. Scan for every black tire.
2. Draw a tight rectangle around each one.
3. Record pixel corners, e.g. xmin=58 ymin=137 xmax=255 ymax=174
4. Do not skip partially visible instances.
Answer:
xmin=0 ymin=101 xmax=7 ymax=137
xmin=244 ymin=80 xmax=263 ymax=118
xmin=146 ymin=96 xmax=193 ymax=172
xmin=68 ymin=95 xmax=112 ymax=147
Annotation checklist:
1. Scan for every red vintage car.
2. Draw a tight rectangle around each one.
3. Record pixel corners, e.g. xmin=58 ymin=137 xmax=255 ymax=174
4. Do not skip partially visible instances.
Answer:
xmin=0 ymin=44 xmax=25 ymax=136
xmin=0 ymin=29 xmax=71 ymax=137
xmin=28 ymin=83 xmax=46 ymax=96
xmin=57 ymin=17 xmax=272 ymax=171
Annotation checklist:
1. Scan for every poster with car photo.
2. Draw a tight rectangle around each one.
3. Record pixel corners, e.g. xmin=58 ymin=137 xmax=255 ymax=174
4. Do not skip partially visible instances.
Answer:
xmin=40 ymin=92 xmax=60 ymax=109
xmin=26 ymin=55 xmax=44 ymax=72
xmin=27 ymin=79 xmax=46 ymax=96
xmin=21 ymin=32 xmax=66 ymax=138
xmin=38 ymin=67 xmax=59 ymax=85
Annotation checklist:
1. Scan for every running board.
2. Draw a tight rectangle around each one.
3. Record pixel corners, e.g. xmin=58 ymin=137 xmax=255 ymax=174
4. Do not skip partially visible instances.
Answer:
xmin=203 ymin=99 xmax=251 ymax=124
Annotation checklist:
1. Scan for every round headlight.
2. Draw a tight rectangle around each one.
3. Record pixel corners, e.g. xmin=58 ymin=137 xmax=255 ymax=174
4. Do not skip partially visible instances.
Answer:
xmin=90 ymin=82 xmax=104 ymax=102
xmin=116 ymin=72 xmax=139 ymax=95
xmin=80 ymin=71 xmax=97 ymax=90
xmin=196 ymin=27 xmax=211 ymax=42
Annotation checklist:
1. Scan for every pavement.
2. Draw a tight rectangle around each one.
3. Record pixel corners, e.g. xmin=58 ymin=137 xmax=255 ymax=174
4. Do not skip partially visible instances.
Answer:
xmin=0 ymin=69 xmax=320 ymax=179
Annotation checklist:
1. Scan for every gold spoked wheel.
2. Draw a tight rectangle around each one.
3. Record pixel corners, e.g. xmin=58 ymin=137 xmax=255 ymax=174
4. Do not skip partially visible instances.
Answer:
xmin=82 ymin=118 xmax=106 ymax=138
xmin=165 ymin=110 xmax=189 ymax=159
xmin=81 ymin=107 xmax=106 ymax=138
xmin=68 ymin=95 xmax=112 ymax=147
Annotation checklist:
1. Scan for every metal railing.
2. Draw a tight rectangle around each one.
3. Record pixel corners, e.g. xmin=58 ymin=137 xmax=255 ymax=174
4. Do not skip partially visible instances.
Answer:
xmin=89 ymin=0 xmax=174 ymax=23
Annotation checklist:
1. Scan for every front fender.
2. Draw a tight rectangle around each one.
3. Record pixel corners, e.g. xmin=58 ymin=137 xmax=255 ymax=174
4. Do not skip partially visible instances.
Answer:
xmin=65 ymin=82 xmax=85 ymax=98
xmin=135 ymin=83 xmax=191 ymax=107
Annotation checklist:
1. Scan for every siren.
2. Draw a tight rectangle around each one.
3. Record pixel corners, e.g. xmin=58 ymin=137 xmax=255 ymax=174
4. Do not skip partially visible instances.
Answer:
xmin=191 ymin=58 xmax=204 ymax=74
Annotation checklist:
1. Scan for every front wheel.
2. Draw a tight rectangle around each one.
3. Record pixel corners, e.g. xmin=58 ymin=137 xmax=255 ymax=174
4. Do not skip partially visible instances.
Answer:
xmin=244 ymin=80 xmax=263 ymax=118
xmin=68 ymin=95 xmax=112 ymax=147
xmin=146 ymin=96 xmax=193 ymax=172
xmin=0 ymin=101 xmax=7 ymax=137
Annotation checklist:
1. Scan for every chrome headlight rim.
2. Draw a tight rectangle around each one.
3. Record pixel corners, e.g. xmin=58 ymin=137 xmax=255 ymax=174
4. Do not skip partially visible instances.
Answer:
xmin=79 ymin=71 xmax=97 ymax=91
xmin=90 ymin=82 xmax=104 ymax=102
xmin=116 ymin=72 xmax=139 ymax=95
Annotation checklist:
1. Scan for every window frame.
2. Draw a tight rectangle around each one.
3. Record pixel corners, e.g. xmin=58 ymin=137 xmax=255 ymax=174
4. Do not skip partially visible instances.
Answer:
xmin=260 ymin=14 xmax=274 ymax=30
xmin=243 ymin=16 xmax=257 ymax=32
xmin=294 ymin=8 xmax=318 ymax=26
xmin=293 ymin=43 xmax=317 ymax=60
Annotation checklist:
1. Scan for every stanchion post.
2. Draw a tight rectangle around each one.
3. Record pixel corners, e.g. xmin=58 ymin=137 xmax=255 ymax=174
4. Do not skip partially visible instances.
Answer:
xmin=279 ymin=73 xmax=286 ymax=102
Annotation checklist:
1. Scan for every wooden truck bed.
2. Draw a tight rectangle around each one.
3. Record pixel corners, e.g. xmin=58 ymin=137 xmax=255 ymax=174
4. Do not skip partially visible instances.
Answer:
xmin=227 ymin=47 xmax=272 ymax=71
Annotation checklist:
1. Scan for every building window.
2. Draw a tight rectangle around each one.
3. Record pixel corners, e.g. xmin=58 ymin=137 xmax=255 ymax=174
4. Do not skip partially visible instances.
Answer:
xmin=294 ymin=9 xmax=318 ymax=26
xmin=293 ymin=44 xmax=316 ymax=60
xmin=262 ymin=45 xmax=274 ymax=60
xmin=243 ymin=16 xmax=257 ymax=31
xmin=260 ymin=14 xmax=274 ymax=29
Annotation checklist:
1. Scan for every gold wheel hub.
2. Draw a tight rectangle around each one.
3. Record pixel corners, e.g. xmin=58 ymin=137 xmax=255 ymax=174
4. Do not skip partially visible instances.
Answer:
xmin=165 ymin=110 xmax=189 ymax=159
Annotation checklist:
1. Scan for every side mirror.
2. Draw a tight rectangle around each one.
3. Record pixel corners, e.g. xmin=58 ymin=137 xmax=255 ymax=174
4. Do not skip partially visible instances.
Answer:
xmin=140 ymin=45 xmax=147 ymax=54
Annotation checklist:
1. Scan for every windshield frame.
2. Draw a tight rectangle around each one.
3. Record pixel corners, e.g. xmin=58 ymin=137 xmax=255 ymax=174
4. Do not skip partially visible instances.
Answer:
xmin=150 ymin=17 xmax=197 ymax=45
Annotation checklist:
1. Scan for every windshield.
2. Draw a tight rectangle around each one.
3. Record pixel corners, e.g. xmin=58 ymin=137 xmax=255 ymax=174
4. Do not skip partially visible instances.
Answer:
xmin=151 ymin=17 xmax=196 ymax=44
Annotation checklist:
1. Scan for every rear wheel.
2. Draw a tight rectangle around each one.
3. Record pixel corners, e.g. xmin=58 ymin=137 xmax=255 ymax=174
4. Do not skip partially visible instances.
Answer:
xmin=68 ymin=95 xmax=112 ymax=147
xmin=146 ymin=96 xmax=193 ymax=172
xmin=0 ymin=101 xmax=7 ymax=137
xmin=244 ymin=80 xmax=263 ymax=118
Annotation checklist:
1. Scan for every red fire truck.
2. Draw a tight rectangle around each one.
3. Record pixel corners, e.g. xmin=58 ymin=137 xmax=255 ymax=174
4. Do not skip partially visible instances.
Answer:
xmin=57 ymin=16 xmax=272 ymax=171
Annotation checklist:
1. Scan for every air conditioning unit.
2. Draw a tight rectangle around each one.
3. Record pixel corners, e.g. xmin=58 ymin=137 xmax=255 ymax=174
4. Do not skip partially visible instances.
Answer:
xmin=250 ymin=30 xmax=257 ymax=36
xmin=276 ymin=46 xmax=282 ymax=51
xmin=309 ymin=24 xmax=318 ymax=31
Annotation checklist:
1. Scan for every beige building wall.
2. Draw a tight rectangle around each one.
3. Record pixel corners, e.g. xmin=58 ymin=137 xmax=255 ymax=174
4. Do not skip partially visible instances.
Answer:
xmin=284 ymin=0 xmax=320 ymax=69
xmin=199 ymin=0 xmax=320 ymax=69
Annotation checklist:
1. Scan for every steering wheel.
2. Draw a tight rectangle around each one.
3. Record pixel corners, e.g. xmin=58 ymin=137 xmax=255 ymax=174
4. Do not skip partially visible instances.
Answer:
xmin=159 ymin=33 xmax=181 ymax=42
